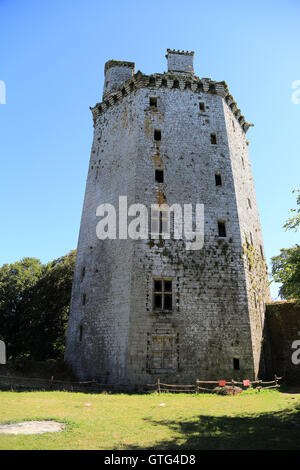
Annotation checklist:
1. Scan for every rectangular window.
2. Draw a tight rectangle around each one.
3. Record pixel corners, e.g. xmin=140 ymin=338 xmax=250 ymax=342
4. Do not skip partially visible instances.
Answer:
xmin=155 ymin=169 xmax=164 ymax=183
xmin=151 ymin=334 xmax=175 ymax=371
xmin=215 ymin=174 xmax=222 ymax=186
xmin=210 ymin=133 xmax=217 ymax=145
xmin=82 ymin=293 xmax=86 ymax=306
xmin=151 ymin=208 xmax=169 ymax=237
xmin=153 ymin=279 xmax=172 ymax=311
xmin=248 ymin=198 xmax=252 ymax=208
xmin=199 ymin=102 xmax=205 ymax=112
xmin=150 ymin=97 xmax=157 ymax=107
xmin=218 ymin=221 xmax=226 ymax=237
xmin=154 ymin=129 xmax=161 ymax=141
xmin=79 ymin=325 xmax=83 ymax=342
xmin=233 ymin=358 xmax=240 ymax=370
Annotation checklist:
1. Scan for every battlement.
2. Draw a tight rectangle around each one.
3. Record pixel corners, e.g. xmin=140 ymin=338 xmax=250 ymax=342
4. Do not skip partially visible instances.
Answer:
xmin=93 ymin=70 xmax=253 ymax=133
xmin=166 ymin=49 xmax=194 ymax=74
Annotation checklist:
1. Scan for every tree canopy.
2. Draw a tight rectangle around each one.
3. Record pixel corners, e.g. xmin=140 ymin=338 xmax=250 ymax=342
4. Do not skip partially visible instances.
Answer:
xmin=272 ymin=246 xmax=300 ymax=300
xmin=283 ymin=189 xmax=300 ymax=232
xmin=0 ymin=250 xmax=76 ymax=360
xmin=271 ymin=190 xmax=300 ymax=301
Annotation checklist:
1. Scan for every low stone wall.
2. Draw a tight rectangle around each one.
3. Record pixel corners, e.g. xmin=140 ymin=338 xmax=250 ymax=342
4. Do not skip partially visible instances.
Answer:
xmin=265 ymin=301 xmax=300 ymax=385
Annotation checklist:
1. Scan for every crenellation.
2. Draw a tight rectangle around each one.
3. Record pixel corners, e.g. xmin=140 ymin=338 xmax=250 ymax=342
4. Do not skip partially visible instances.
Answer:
xmin=92 ymin=72 xmax=252 ymax=134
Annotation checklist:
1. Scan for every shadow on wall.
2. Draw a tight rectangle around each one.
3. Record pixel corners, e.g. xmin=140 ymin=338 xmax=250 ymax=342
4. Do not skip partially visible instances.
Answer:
xmin=261 ymin=301 xmax=300 ymax=385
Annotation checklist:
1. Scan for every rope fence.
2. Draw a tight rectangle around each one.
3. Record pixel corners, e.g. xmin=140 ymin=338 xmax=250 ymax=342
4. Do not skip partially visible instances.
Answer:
xmin=0 ymin=374 xmax=282 ymax=394
xmin=147 ymin=375 xmax=282 ymax=394
xmin=0 ymin=375 xmax=129 ymax=393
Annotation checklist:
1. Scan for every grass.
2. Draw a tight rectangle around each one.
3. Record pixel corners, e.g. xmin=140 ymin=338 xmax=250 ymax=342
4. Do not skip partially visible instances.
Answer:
xmin=0 ymin=389 xmax=300 ymax=450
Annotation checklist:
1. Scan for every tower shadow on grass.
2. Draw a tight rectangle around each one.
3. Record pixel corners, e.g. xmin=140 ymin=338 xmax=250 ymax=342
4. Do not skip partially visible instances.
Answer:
xmin=125 ymin=406 xmax=300 ymax=450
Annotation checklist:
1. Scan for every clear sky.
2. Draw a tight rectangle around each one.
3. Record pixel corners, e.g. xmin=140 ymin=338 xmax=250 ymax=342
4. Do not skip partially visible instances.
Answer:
xmin=0 ymin=0 xmax=299 ymax=299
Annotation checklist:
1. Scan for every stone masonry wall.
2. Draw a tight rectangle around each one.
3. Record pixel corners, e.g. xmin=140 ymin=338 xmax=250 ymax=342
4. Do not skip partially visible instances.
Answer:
xmin=223 ymin=101 xmax=270 ymax=376
xmin=65 ymin=92 xmax=139 ymax=383
xmin=126 ymin=86 xmax=259 ymax=386
xmin=265 ymin=301 xmax=300 ymax=384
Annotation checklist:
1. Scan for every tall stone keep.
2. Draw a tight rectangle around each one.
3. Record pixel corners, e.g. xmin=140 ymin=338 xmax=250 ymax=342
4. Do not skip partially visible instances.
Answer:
xmin=65 ymin=49 xmax=270 ymax=388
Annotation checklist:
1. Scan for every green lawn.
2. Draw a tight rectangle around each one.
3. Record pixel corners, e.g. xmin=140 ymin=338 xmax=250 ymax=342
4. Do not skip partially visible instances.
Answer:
xmin=0 ymin=389 xmax=300 ymax=450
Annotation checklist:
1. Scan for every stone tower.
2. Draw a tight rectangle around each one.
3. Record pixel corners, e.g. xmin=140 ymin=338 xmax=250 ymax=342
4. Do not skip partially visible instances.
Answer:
xmin=65 ymin=49 xmax=270 ymax=388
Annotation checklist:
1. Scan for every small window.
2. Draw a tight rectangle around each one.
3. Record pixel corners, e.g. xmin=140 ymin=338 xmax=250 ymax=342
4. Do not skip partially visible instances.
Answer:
xmin=153 ymin=279 xmax=172 ymax=311
xmin=260 ymin=245 xmax=264 ymax=259
xmin=215 ymin=174 xmax=222 ymax=186
xmin=150 ymin=97 xmax=157 ymax=107
xmin=81 ymin=267 xmax=85 ymax=280
xmin=173 ymin=80 xmax=179 ymax=89
xmin=218 ymin=221 xmax=226 ymax=237
xmin=151 ymin=208 xmax=169 ymax=236
xmin=248 ymin=198 xmax=252 ymax=208
xmin=154 ymin=129 xmax=161 ymax=141
xmin=210 ymin=133 xmax=217 ymax=145
xmin=79 ymin=325 xmax=83 ymax=342
xmin=199 ymin=102 xmax=205 ymax=112
xmin=241 ymin=157 xmax=245 ymax=169
xmin=233 ymin=358 xmax=240 ymax=370
xmin=155 ymin=169 xmax=164 ymax=183
xmin=82 ymin=293 xmax=86 ymax=306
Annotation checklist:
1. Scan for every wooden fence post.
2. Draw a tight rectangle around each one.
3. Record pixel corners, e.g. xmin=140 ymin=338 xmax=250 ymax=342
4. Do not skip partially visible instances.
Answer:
xmin=257 ymin=379 xmax=262 ymax=392
xmin=196 ymin=379 xmax=199 ymax=394
xmin=157 ymin=378 xmax=161 ymax=394
xmin=231 ymin=378 xmax=235 ymax=395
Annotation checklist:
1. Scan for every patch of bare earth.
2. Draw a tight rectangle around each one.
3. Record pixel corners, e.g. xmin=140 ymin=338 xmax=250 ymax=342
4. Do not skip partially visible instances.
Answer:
xmin=0 ymin=421 xmax=65 ymax=435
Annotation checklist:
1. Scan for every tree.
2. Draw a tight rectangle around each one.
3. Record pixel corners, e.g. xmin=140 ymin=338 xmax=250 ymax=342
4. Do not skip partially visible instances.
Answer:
xmin=271 ymin=246 xmax=300 ymax=300
xmin=284 ymin=189 xmax=300 ymax=231
xmin=19 ymin=250 xmax=76 ymax=360
xmin=271 ymin=190 xmax=300 ymax=301
xmin=0 ymin=258 xmax=44 ymax=358
xmin=0 ymin=250 xmax=76 ymax=360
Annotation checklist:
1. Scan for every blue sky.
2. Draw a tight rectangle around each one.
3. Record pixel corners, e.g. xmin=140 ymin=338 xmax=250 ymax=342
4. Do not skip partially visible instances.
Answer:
xmin=0 ymin=0 xmax=299 ymax=299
